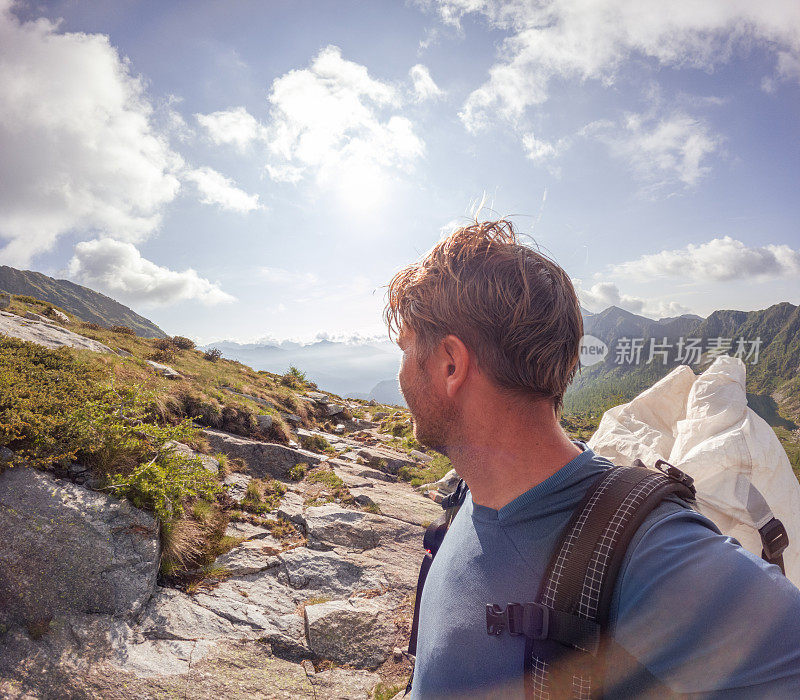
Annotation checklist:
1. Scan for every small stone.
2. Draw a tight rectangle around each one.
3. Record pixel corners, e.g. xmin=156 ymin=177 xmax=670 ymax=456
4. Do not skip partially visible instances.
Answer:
xmin=354 ymin=493 xmax=376 ymax=508
xmin=281 ymin=412 xmax=303 ymax=426
xmin=410 ymin=449 xmax=433 ymax=463
xmin=333 ymin=423 xmax=345 ymax=434
xmin=393 ymin=647 xmax=404 ymax=662
xmin=145 ymin=360 xmax=181 ymax=379
xmin=257 ymin=414 xmax=274 ymax=431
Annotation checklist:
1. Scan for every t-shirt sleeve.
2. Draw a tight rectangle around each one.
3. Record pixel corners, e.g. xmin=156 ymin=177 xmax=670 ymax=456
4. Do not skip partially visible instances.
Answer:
xmin=609 ymin=502 xmax=800 ymax=697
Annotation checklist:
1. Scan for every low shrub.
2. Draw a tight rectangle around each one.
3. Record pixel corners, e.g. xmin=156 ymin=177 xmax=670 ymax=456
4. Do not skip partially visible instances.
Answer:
xmin=281 ymin=365 xmax=307 ymax=389
xmin=241 ymin=478 xmax=286 ymax=514
xmin=305 ymin=467 xmax=353 ymax=505
xmin=171 ymin=336 xmax=195 ymax=350
xmin=203 ymin=347 xmax=222 ymax=362
xmin=300 ymin=433 xmax=335 ymax=454
xmin=288 ymin=462 xmax=308 ymax=481
xmin=110 ymin=325 xmax=136 ymax=335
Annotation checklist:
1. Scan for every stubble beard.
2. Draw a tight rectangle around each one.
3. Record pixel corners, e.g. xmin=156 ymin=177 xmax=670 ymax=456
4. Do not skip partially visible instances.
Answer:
xmin=399 ymin=362 xmax=461 ymax=457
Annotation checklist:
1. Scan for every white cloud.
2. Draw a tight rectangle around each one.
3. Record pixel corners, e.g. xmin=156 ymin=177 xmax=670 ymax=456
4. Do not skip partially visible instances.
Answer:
xmin=521 ymin=132 xmax=570 ymax=172
xmin=611 ymin=236 xmax=800 ymax=282
xmin=573 ymin=278 xmax=691 ymax=319
xmin=431 ymin=0 xmax=800 ymax=131
xmin=264 ymin=45 xmax=424 ymax=185
xmin=195 ymin=106 xmax=267 ymax=152
xmin=604 ymin=112 xmax=720 ymax=188
xmin=184 ymin=167 xmax=262 ymax=212
xmin=68 ymin=238 xmax=235 ymax=305
xmin=409 ymin=64 xmax=443 ymax=100
xmin=0 ymin=1 xmax=181 ymax=266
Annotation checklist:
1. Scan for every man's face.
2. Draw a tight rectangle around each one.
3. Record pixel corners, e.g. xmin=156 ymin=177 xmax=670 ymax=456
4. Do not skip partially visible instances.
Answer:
xmin=397 ymin=327 xmax=459 ymax=454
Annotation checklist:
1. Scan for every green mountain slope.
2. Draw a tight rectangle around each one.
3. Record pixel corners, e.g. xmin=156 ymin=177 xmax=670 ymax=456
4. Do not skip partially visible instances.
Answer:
xmin=0 ymin=266 xmax=166 ymax=338
xmin=567 ymin=302 xmax=800 ymax=429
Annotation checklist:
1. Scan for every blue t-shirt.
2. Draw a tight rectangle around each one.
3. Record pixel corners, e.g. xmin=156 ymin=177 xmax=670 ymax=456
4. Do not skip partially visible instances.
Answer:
xmin=411 ymin=442 xmax=800 ymax=698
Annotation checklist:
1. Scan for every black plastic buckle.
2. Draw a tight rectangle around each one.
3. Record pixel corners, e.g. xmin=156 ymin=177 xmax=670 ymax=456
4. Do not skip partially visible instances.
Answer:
xmin=654 ymin=459 xmax=696 ymax=494
xmin=760 ymin=517 xmax=789 ymax=560
xmin=521 ymin=603 xmax=550 ymax=640
xmin=486 ymin=604 xmax=507 ymax=636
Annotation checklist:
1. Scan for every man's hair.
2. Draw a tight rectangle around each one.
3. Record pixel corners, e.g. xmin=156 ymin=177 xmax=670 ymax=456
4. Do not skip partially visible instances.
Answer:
xmin=384 ymin=219 xmax=583 ymax=414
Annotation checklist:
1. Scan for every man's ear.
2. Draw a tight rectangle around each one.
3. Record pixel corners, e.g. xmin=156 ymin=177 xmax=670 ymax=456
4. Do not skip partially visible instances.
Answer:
xmin=439 ymin=334 xmax=471 ymax=398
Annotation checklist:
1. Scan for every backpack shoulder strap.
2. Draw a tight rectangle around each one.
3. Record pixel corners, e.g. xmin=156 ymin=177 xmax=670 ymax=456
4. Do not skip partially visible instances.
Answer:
xmin=485 ymin=462 xmax=695 ymax=699
xmin=407 ymin=478 xmax=468 ymax=658
xmin=528 ymin=463 xmax=694 ymax=699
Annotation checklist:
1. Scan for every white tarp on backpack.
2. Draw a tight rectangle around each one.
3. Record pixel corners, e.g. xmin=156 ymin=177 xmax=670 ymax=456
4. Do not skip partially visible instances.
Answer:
xmin=588 ymin=355 xmax=800 ymax=585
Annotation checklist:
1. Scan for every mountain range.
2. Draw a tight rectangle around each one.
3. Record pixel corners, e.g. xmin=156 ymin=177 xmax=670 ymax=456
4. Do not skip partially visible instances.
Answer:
xmin=568 ymin=302 xmax=800 ymax=428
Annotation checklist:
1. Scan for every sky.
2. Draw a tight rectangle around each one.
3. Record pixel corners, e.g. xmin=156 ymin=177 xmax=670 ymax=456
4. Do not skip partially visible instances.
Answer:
xmin=1 ymin=0 xmax=798 ymax=344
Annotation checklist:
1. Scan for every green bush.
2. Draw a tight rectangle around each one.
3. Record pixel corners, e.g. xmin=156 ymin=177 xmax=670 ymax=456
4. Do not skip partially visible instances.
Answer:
xmin=0 ymin=338 xmax=104 ymax=468
xmin=111 ymin=450 xmax=221 ymax=522
xmin=172 ymin=336 xmax=195 ymax=350
xmin=300 ymin=433 xmax=335 ymax=454
xmin=110 ymin=325 xmax=136 ymax=335
xmin=241 ymin=478 xmax=286 ymax=514
xmin=288 ymin=462 xmax=308 ymax=480
xmin=203 ymin=347 xmax=222 ymax=362
xmin=281 ymin=365 xmax=307 ymax=389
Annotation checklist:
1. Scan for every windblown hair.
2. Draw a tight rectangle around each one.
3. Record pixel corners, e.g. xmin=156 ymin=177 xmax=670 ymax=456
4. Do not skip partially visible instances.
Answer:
xmin=384 ymin=219 xmax=583 ymax=414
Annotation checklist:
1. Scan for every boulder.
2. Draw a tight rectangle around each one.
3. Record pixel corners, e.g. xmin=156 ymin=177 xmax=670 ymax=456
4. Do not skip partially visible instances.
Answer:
xmin=204 ymin=429 xmax=322 ymax=479
xmin=281 ymin=412 xmax=303 ymax=426
xmin=0 ymin=310 xmax=112 ymax=353
xmin=418 ymin=468 xmax=460 ymax=496
xmin=224 ymin=521 xmax=274 ymax=540
xmin=24 ymin=311 xmax=52 ymax=323
xmin=304 ymin=597 xmax=395 ymax=669
xmin=304 ymin=503 xmax=419 ymax=552
xmin=277 ymin=547 xmax=386 ymax=596
xmin=277 ymin=491 xmax=306 ymax=529
xmin=213 ymin=538 xmax=283 ymax=576
xmin=50 ymin=309 xmax=70 ymax=324
xmin=145 ymin=360 xmax=181 ymax=379
xmin=305 ymin=392 xmax=329 ymax=404
xmin=0 ymin=468 xmax=159 ymax=627
xmin=409 ymin=449 xmax=433 ymax=463
xmin=139 ymin=587 xmax=255 ymax=641
xmin=324 ymin=403 xmax=345 ymax=416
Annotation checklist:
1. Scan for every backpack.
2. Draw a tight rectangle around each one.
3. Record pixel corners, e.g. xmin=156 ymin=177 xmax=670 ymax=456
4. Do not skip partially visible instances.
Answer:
xmin=405 ymin=459 xmax=789 ymax=699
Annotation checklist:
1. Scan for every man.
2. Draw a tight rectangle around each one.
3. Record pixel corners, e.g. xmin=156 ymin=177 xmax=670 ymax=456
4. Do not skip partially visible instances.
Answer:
xmin=384 ymin=219 xmax=800 ymax=698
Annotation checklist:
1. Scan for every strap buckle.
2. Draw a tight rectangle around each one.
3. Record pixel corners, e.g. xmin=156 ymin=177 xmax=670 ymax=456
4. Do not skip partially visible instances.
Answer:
xmin=760 ymin=517 xmax=789 ymax=561
xmin=486 ymin=602 xmax=551 ymax=639
xmin=654 ymin=459 xmax=696 ymax=494
xmin=486 ymin=603 xmax=507 ymax=636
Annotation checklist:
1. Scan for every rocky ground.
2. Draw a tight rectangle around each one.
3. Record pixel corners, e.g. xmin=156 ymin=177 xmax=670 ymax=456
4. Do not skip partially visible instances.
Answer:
xmin=0 ymin=299 xmax=464 ymax=699
xmin=0 ymin=412 xmax=453 ymax=700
